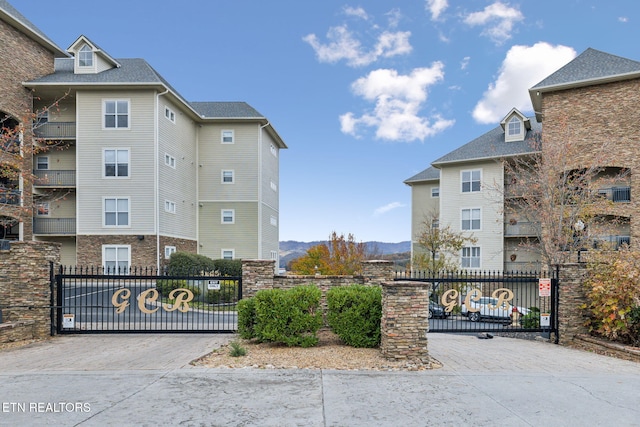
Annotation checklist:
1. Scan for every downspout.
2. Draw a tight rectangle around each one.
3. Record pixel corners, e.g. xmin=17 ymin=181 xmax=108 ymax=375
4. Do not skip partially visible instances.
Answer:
xmin=155 ymin=88 xmax=169 ymax=270
xmin=258 ymin=121 xmax=270 ymax=260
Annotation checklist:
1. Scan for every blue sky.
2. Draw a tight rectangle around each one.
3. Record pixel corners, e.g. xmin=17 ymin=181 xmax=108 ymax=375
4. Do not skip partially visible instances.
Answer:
xmin=22 ymin=0 xmax=640 ymax=243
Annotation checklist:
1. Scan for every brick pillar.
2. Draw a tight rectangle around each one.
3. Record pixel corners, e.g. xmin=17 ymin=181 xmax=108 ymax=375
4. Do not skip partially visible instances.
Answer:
xmin=557 ymin=263 xmax=590 ymax=345
xmin=241 ymin=259 xmax=275 ymax=299
xmin=361 ymin=260 xmax=394 ymax=285
xmin=380 ymin=280 xmax=430 ymax=366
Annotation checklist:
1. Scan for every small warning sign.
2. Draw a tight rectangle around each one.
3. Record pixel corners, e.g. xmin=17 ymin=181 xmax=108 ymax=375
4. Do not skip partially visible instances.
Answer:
xmin=540 ymin=313 xmax=551 ymax=327
xmin=207 ymin=280 xmax=221 ymax=290
xmin=62 ymin=314 xmax=75 ymax=329
xmin=539 ymin=278 xmax=551 ymax=297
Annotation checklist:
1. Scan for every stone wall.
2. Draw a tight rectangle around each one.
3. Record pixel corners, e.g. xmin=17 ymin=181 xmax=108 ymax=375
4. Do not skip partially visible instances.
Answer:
xmin=0 ymin=241 xmax=60 ymax=344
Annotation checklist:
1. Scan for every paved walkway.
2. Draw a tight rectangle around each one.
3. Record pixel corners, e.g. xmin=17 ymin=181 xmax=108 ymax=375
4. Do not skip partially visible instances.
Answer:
xmin=1 ymin=333 xmax=639 ymax=426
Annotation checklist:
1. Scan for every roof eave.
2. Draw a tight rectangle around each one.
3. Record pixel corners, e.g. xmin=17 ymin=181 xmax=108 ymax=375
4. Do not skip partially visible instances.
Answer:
xmin=0 ymin=10 xmax=68 ymax=57
xmin=431 ymin=151 xmax=539 ymax=167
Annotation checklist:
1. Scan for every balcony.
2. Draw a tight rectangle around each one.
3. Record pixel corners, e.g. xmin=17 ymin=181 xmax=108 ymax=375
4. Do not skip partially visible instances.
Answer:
xmin=33 ymin=170 xmax=76 ymax=187
xmin=505 ymin=221 xmax=539 ymax=237
xmin=0 ymin=189 xmax=21 ymax=205
xmin=32 ymin=217 xmax=76 ymax=235
xmin=33 ymin=122 xmax=76 ymax=140
xmin=592 ymin=235 xmax=630 ymax=250
xmin=597 ymin=186 xmax=630 ymax=202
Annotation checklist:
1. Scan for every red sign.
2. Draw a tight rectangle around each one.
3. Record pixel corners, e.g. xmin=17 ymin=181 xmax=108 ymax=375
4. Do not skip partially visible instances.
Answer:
xmin=539 ymin=278 xmax=551 ymax=297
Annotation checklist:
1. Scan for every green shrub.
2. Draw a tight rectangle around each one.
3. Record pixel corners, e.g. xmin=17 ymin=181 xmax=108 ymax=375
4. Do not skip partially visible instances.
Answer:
xmin=327 ymin=285 xmax=381 ymax=348
xmin=237 ymin=298 xmax=257 ymax=339
xmin=253 ymin=285 xmax=322 ymax=347
xmin=229 ymin=341 xmax=247 ymax=357
xmin=166 ymin=252 xmax=216 ymax=275
xmin=206 ymin=281 xmax=239 ymax=304
xmin=156 ymin=279 xmax=201 ymax=299
xmin=521 ymin=307 xmax=541 ymax=329
xmin=213 ymin=259 xmax=242 ymax=276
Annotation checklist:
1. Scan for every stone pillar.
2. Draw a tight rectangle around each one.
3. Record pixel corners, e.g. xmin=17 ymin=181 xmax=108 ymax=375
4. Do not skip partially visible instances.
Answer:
xmin=557 ymin=263 xmax=590 ymax=345
xmin=0 ymin=241 xmax=60 ymax=342
xmin=241 ymin=259 xmax=276 ymax=299
xmin=361 ymin=260 xmax=394 ymax=285
xmin=380 ymin=280 xmax=430 ymax=365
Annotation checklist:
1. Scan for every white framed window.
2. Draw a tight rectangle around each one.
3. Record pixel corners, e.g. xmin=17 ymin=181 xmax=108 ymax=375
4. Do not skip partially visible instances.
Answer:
xmin=507 ymin=116 xmax=521 ymax=136
xmin=270 ymin=215 xmax=277 ymax=226
xmin=461 ymin=246 xmax=481 ymax=269
xmin=164 ymin=107 xmax=175 ymax=123
xmin=79 ymin=44 xmax=93 ymax=67
xmin=461 ymin=169 xmax=481 ymax=193
xmin=432 ymin=218 xmax=439 ymax=229
xmin=103 ymin=245 xmax=130 ymax=273
xmin=104 ymin=149 xmax=129 ymax=177
xmin=270 ymin=143 xmax=277 ymax=157
xmin=164 ymin=153 xmax=176 ymax=168
xmin=270 ymin=251 xmax=278 ymax=260
xmin=221 ymin=170 xmax=234 ymax=184
xmin=461 ymin=208 xmax=481 ymax=231
xmin=164 ymin=246 xmax=176 ymax=259
xmin=221 ymin=209 xmax=235 ymax=224
xmin=221 ymin=249 xmax=235 ymax=260
xmin=221 ymin=130 xmax=234 ymax=144
xmin=104 ymin=197 xmax=129 ymax=227
xmin=270 ymin=181 xmax=277 ymax=192
xmin=36 ymin=110 xmax=48 ymax=125
xmin=36 ymin=202 xmax=49 ymax=216
xmin=36 ymin=156 xmax=49 ymax=170
xmin=104 ymin=100 xmax=129 ymax=129
xmin=165 ymin=200 xmax=176 ymax=214
xmin=431 ymin=187 xmax=439 ymax=198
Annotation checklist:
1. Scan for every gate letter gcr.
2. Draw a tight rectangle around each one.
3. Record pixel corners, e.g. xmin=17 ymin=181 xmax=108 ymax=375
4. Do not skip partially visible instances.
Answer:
xmin=111 ymin=288 xmax=195 ymax=314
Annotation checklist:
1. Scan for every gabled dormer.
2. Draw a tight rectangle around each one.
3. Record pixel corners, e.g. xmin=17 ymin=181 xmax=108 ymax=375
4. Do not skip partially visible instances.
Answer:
xmin=500 ymin=108 xmax=531 ymax=142
xmin=67 ymin=35 xmax=120 ymax=74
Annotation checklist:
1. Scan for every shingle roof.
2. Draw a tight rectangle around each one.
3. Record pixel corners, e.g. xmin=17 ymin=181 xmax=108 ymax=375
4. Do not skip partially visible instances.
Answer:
xmin=430 ymin=119 xmax=541 ymax=166
xmin=531 ymin=48 xmax=640 ymax=90
xmin=190 ymin=102 xmax=265 ymax=119
xmin=404 ymin=166 xmax=439 ymax=185
xmin=0 ymin=0 xmax=67 ymax=57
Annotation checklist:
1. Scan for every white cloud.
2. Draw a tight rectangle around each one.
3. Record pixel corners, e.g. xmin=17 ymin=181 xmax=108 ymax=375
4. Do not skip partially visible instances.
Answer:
xmin=303 ymin=26 xmax=412 ymax=67
xmin=472 ymin=42 xmax=576 ymax=124
xmin=619 ymin=16 xmax=629 ymax=23
xmin=460 ymin=56 xmax=470 ymax=70
xmin=374 ymin=202 xmax=406 ymax=216
xmin=344 ymin=6 xmax=369 ymax=20
xmin=426 ymin=0 xmax=448 ymax=20
xmin=463 ymin=2 xmax=524 ymax=45
xmin=340 ymin=64 xmax=455 ymax=142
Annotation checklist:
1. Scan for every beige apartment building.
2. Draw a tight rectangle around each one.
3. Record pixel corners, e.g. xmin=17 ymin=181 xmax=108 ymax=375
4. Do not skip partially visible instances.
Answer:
xmin=0 ymin=1 xmax=286 ymax=269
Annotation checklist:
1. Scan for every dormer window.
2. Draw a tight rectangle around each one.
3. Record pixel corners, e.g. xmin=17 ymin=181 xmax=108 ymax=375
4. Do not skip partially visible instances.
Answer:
xmin=79 ymin=45 xmax=93 ymax=67
xmin=507 ymin=116 xmax=521 ymax=137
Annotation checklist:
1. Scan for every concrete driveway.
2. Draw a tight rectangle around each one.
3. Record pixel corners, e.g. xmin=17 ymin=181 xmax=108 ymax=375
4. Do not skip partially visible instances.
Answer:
xmin=1 ymin=333 xmax=639 ymax=426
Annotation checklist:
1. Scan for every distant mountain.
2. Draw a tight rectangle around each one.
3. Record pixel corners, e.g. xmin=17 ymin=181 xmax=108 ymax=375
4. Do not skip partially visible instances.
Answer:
xmin=279 ymin=240 xmax=411 ymax=269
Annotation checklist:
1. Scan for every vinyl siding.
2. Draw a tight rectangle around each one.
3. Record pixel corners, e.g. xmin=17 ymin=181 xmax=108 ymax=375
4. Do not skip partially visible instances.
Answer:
xmin=198 ymin=201 xmax=259 ymax=259
xmin=198 ymin=123 xmax=259 ymax=201
xmin=409 ymin=181 xmax=439 ymax=257
xmin=36 ymin=146 xmax=75 ymax=171
xmin=261 ymin=203 xmax=279 ymax=259
xmin=42 ymin=193 xmax=76 ymax=218
xmin=35 ymin=98 xmax=76 ymax=122
xmin=261 ymin=129 xmax=280 ymax=210
xmin=157 ymin=99 xmax=198 ymax=239
xmin=440 ymin=161 xmax=504 ymax=270
xmin=75 ymin=90 xmax=156 ymax=235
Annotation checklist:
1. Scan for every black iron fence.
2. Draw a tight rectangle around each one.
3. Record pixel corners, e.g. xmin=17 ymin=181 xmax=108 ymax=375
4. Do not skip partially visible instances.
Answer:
xmin=54 ymin=266 xmax=241 ymax=333
xmin=395 ymin=269 xmax=558 ymax=336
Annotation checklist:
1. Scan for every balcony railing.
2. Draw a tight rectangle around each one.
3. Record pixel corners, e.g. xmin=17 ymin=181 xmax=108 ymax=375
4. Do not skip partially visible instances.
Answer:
xmin=33 ymin=170 xmax=76 ymax=187
xmin=597 ymin=186 xmax=630 ymax=202
xmin=592 ymin=235 xmax=630 ymax=250
xmin=504 ymin=261 xmax=542 ymax=273
xmin=505 ymin=221 xmax=539 ymax=237
xmin=0 ymin=189 xmax=21 ymax=205
xmin=32 ymin=217 xmax=76 ymax=235
xmin=33 ymin=122 xmax=76 ymax=139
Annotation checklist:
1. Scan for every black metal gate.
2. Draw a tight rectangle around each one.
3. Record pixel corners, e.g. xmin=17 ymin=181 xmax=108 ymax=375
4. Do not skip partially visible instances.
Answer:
xmin=54 ymin=266 xmax=241 ymax=333
xmin=395 ymin=269 xmax=558 ymax=339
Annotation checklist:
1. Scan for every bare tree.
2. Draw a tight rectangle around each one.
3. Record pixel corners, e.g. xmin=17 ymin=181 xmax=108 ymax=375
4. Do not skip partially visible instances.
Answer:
xmin=500 ymin=117 xmax=626 ymax=271
xmin=412 ymin=209 xmax=478 ymax=272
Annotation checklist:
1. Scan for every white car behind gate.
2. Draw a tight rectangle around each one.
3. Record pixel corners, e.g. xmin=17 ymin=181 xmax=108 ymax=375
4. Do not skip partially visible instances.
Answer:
xmin=461 ymin=296 xmax=530 ymax=322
